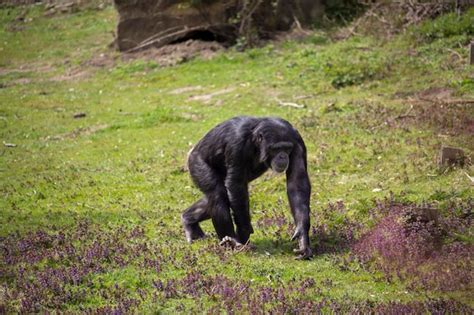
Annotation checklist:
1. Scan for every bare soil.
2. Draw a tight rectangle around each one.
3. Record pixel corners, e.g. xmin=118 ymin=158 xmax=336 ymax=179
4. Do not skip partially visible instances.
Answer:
xmin=122 ymin=40 xmax=225 ymax=67
xmin=408 ymin=87 xmax=474 ymax=136
xmin=374 ymin=87 xmax=474 ymax=137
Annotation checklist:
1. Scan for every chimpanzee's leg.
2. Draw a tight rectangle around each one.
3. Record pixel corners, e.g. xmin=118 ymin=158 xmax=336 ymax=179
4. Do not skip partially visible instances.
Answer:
xmin=187 ymin=152 xmax=237 ymax=241
xmin=206 ymin=187 xmax=237 ymax=240
xmin=182 ymin=198 xmax=210 ymax=243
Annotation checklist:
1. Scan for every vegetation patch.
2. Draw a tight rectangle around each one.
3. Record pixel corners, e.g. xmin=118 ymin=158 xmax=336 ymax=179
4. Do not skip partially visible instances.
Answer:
xmin=353 ymin=201 xmax=473 ymax=292
xmin=1 ymin=218 xmax=472 ymax=313
xmin=413 ymin=8 xmax=474 ymax=43
xmin=0 ymin=220 xmax=161 ymax=313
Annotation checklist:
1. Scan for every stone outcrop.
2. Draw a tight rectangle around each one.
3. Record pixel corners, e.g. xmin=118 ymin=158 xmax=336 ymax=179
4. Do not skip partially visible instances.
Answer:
xmin=114 ymin=0 xmax=324 ymax=52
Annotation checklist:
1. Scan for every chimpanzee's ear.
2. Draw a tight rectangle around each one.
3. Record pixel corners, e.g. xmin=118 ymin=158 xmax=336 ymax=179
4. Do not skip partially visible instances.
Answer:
xmin=255 ymin=132 xmax=263 ymax=144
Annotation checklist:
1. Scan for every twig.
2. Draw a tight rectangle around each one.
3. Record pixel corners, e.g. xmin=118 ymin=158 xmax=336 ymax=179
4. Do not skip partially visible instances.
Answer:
xmin=292 ymin=14 xmax=311 ymax=35
xmin=234 ymin=239 xmax=251 ymax=253
xmin=446 ymin=48 xmax=463 ymax=61
xmin=339 ymin=3 xmax=381 ymax=39
xmin=125 ymin=25 xmax=220 ymax=53
xmin=135 ymin=26 xmax=182 ymax=47
xmin=464 ymin=171 xmax=474 ymax=184
xmin=294 ymin=94 xmax=314 ymax=100
xmin=293 ymin=14 xmax=303 ymax=30
xmin=370 ymin=104 xmax=415 ymax=131
xmin=239 ymin=0 xmax=263 ymax=35
xmin=395 ymin=104 xmax=415 ymax=119
xmin=3 ymin=142 xmax=16 ymax=148
xmin=275 ymin=98 xmax=305 ymax=109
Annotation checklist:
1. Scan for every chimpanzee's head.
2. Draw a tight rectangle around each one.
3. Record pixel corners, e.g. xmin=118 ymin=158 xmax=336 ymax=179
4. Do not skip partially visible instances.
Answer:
xmin=266 ymin=141 xmax=294 ymax=173
xmin=254 ymin=120 xmax=295 ymax=173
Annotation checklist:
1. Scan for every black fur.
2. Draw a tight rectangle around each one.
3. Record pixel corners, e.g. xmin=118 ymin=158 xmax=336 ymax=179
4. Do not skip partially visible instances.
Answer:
xmin=182 ymin=116 xmax=312 ymax=259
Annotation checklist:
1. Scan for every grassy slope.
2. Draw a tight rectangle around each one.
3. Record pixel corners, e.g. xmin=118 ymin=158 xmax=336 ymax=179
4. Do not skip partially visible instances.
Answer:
xmin=0 ymin=5 xmax=473 ymax=312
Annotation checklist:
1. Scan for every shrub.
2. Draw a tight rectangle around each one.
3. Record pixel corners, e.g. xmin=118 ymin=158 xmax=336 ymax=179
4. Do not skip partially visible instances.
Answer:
xmin=352 ymin=201 xmax=473 ymax=291
xmin=413 ymin=8 xmax=474 ymax=43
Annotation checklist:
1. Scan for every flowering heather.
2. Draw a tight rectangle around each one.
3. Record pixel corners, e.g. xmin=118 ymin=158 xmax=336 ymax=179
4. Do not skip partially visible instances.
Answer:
xmin=256 ymin=207 xmax=293 ymax=241
xmin=353 ymin=201 xmax=473 ymax=291
xmin=255 ymin=201 xmax=363 ymax=255
xmin=146 ymin=271 xmax=471 ymax=314
xmin=310 ymin=201 xmax=363 ymax=254
xmin=1 ymin=217 xmax=472 ymax=313
xmin=0 ymin=220 xmax=165 ymax=313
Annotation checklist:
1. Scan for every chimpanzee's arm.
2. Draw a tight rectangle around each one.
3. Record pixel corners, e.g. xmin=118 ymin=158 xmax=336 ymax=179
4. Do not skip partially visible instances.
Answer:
xmin=286 ymin=143 xmax=312 ymax=259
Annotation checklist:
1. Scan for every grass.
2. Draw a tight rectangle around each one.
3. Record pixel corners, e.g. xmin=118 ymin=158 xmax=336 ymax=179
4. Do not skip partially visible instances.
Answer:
xmin=0 ymin=4 xmax=473 ymax=313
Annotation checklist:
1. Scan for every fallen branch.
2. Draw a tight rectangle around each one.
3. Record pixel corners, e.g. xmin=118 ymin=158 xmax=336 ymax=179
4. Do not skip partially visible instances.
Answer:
xmin=275 ymin=98 xmax=305 ymax=109
xmin=292 ymin=14 xmax=311 ymax=36
xmin=3 ymin=142 xmax=17 ymax=147
xmin=125 ymin=25 xmax=220 ymax=53
xmin=294 ymin=94 xmax=314 ymax=100
xmin=133 ymin=26 xmax=183 ymax=48
xmin=407 ymin=97 xmax=474 ymax=105
xmin=464 ymin=171 xmax=474 ymax=185
xmin=417 ymin=97 xmax=474 ymax=105
xmin=339 ymin=3 xmax=382 ymax=39
xmin=446 ymin=48 xmax=463 ymax=61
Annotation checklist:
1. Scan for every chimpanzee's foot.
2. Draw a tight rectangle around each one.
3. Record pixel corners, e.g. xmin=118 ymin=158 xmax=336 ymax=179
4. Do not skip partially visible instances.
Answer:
xmin=219 ymin=236 xmax=244 ymax=248
xmin=219 ymin=237 xmax=256 ymax=252
xmin=183 ymin=223 xmax=206 ymax=243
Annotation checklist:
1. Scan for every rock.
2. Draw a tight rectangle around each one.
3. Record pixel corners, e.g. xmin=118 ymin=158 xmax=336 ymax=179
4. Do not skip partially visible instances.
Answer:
xmin=113 ymin=0 xmax=324 ymax=52
xmin=73 ymin=112 xmax=87 ymax=119
xmin=438 ymin=146 xmax=466 ymax=167
xmin=114 ymin=1 xmax=235 ymax=51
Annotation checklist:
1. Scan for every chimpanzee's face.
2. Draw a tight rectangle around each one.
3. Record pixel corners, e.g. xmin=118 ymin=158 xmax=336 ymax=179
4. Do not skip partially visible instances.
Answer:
xmin=267 ymin=141 xmax=294 ymax=173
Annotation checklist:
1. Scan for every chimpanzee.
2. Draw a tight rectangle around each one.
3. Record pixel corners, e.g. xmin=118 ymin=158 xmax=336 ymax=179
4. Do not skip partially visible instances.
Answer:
xmin=182 ymin=116 xmax=312 ymax=259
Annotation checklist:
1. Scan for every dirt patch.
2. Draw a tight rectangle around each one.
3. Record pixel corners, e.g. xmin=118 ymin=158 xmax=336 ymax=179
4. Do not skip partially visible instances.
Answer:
xmin=0 ymin=64 xmax=54 ymax=76
xmin=0 ymin=64 xmax=53 ymax=86
xmin=405 ymin=87 xmax=474 ymax=136
xmin=188 ymin=87 xmax=235 ymax=104
xmin=43 ymin=124 xmax=108 ymax=141
xmin=0 ymin=53 xmax=117 ymax=86
xmin=416 ymin=87 xmax=454 ymax=100
xmin=122 ymin=40 xmax=225 ymax=67
xmin=273 ymin=27 xmax=315 ymax=43
xmin=86 ymin=52 xmax=117 ymax=68
xmin=50 ymin=53 xmax=117 ymax=82
xmin=372 ymin=87 xmax=474 ymax=136
xmin=49 ymin=69 xmax=91 ymax=82
xmin=1 ymin=39 xmax=221 ymax=87
xmin=168 ymin=86 xmax=203 ymax=95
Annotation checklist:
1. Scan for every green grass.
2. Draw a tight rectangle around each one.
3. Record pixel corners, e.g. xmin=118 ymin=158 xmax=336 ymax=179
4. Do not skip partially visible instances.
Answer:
xmin=0 ymin=5 xmax=473 ymax=313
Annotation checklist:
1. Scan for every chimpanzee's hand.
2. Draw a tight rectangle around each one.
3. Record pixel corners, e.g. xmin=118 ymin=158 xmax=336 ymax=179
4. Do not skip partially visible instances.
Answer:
xmin=291 ymin=228 xmax=312 ymax=260
xmin=293 ymin=247 xmax=312 ymax=260
xmin=236 ymin=224 xmax=254 ymax=245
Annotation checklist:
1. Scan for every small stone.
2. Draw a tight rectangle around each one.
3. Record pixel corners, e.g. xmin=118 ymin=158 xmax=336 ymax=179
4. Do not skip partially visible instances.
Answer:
xmin=3 ymin=142 xmax=17 ymax=148
xmin=73 ymin=112 xmax=86 ymax=119
xmin=438 ymin=146 xmax=465 ymax=167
